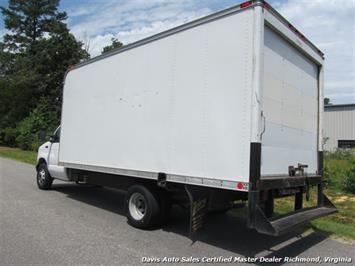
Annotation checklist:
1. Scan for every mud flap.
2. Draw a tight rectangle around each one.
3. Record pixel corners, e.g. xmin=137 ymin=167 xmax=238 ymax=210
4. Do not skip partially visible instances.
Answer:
xmin=185 ymin=185 xmax=209 ymax=239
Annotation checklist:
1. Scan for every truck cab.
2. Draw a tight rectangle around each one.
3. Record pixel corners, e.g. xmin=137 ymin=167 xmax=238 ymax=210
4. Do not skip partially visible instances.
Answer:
xmin=36 ymin=126 xmax=68 ymax=189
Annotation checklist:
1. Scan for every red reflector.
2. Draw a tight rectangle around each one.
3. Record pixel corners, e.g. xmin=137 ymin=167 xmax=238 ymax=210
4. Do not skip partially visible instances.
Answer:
xmin=240 ymin=1 xmax=252 ymax=9
xmin=237 ymin=182 xmax=244 ymax=190
xmin=263 ymin=2 xmax=271 ymax=10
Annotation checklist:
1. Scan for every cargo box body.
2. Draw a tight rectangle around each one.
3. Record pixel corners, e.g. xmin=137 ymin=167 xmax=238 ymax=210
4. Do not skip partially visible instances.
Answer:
xmin=59 ymin=1 xmax=324 ymax=191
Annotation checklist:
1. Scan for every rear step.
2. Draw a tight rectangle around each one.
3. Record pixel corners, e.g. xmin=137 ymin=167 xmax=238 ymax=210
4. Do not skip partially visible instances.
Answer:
xmin=254 ymin=194 xmax=337 ymax=236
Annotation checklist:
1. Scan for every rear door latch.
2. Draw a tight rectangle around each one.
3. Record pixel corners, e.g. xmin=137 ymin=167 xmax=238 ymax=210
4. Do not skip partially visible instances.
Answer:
xmin=288 ymin=163 xmax=308 ymax=176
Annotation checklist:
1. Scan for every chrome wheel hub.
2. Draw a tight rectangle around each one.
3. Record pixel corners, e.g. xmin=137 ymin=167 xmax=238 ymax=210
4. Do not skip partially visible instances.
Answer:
xmin=129 ymin=192 xmax=147 ymax=220
xmin=38 ymin=169 xmax=46 ymax=184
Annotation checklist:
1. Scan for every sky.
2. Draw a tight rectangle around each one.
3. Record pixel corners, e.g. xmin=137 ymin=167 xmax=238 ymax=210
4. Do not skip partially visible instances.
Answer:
xmin=0 ymin=0 xmax=354 ymax=104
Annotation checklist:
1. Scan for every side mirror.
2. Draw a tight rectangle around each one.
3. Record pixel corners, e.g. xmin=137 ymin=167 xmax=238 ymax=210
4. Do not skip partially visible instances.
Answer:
xmin=49 ymin=135 xmax=55 ymax=142
xmin=38 ymin=130 xmax=47 ymax=143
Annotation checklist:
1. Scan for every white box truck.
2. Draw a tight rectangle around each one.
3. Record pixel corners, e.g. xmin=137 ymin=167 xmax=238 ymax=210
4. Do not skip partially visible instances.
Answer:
xmin=36 ymin=0 xmax=336 ymax=236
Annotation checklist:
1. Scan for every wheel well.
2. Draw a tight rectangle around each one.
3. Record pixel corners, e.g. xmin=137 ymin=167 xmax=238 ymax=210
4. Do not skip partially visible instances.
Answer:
xmin=36 ymin=158 xmax=47 ymax=170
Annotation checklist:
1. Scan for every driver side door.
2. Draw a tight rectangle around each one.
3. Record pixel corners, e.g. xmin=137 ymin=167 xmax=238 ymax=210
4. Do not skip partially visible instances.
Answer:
xmin=48 ymin=127 xmax=69 ymax=180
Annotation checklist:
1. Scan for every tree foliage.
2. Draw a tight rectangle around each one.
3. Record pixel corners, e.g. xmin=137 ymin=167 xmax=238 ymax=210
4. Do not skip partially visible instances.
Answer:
xmin=101 ymin=38 xmax=123 ymax=54
xmin=1 ymin=0 xmax=67 ymax=52
xmin=0 ymin=0 xmax=89 ymax=150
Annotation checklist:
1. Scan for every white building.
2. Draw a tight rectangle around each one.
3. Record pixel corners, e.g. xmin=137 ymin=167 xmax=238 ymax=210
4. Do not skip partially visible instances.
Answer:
xmin=323 ymin=104 xmax=355 ymax=151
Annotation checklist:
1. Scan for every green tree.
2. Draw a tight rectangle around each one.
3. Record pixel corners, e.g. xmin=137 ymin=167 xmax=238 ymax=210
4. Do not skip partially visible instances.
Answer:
xmin=101 ymin=38 xmax=123 ymax=54
xmin=1 ymin=0 xmax=67 ymax=52
xmin=0 ymin=0 xmax=89 ymax=149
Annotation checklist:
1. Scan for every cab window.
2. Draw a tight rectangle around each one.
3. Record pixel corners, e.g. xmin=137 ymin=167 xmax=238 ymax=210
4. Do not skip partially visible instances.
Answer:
xmin=53 ymin=127 xmax=61 ymax=143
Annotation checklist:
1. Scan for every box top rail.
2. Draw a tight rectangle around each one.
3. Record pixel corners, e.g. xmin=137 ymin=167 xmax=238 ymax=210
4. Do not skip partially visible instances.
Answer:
xmin=67 ymin=0 xmax=324 ymax=72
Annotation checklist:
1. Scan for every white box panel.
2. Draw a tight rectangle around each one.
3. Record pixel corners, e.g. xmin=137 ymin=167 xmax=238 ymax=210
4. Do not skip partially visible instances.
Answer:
xmin=60 ymin=10 xmax=254 ymax=183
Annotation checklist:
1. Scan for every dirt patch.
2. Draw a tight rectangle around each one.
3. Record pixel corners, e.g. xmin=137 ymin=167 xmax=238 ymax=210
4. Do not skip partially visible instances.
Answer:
xmin=334 ymin=196 xmax=349 ymax=203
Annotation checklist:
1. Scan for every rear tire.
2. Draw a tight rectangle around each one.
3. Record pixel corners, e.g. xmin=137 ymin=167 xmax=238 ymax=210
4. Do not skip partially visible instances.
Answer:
xmin=36 ymin=163 xmax=53 ymax=190
xmin=126 ymin=184 xmax=160 ymax=228
xmin=125 ymin=184 xmax=171 ymax=229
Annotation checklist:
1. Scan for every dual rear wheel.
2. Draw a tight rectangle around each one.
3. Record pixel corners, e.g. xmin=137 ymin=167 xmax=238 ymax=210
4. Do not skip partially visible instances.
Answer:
xmin=125 ymin=184 xmax=171 ymax=229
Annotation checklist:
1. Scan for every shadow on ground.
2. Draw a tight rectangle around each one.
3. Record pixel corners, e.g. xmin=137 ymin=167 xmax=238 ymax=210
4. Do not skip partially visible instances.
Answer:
xmin=53 ymin=183 xmax=328 ymax=265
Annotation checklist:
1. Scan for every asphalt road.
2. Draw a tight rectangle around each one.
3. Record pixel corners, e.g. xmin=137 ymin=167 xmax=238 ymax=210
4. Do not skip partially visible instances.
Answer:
xmin=0 ymin=157 xmax=354 ymax=266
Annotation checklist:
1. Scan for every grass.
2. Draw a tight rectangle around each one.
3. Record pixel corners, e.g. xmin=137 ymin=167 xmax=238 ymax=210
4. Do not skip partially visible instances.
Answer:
xmin=0 ymin=146 xmax=37 ymax=165
xmin=275 ymin=188 xmax=355 ymax=241
xmin=0 ymin=145 xmax=354 ymax=240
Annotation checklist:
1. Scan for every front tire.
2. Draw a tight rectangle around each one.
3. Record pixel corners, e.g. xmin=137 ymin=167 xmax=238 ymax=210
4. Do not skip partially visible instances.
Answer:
xmin=36 ymin=163 xmax=53 ymax=190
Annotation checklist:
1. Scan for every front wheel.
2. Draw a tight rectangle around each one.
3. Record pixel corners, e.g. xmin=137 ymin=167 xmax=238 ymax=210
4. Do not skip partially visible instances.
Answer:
xmin=36 ymin=163 xmax=53 ymax=190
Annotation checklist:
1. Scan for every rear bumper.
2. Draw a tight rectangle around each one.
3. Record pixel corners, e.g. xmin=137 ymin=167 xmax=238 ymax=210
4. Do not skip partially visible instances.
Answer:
xmin=264 ymin=203 xmax=337 ymax=236
xmin=247 ymin=144 xmax=336 ymax=236
xmin=248 ymin=174 xmax=337 ymax=236
xmin=257 ymin=174 xmax=322 ymax=190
